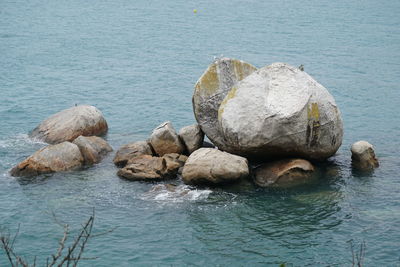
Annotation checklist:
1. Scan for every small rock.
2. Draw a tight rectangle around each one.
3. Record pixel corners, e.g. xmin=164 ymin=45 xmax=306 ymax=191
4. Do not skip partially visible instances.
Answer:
xmin=72 ymin=136 xmax=113 ymax=165
xmin=30 ymin=105 xmax=108 ymax=144
xmin=351 ymin=141 xmax=379 ymax=171
xmin=254 ymin=159 xmax=315 ymax=188
xmin=113 ymin=141 xmax=153 ymax=167
xmin=149 ymin=121 xmax=185 ymax=156
xmin=182 ymin=148 xmax=249 ymax=185
xmin=10 ymin=142 xmax=84 ymax=177
xmin=178 ymin=124 xmax=204 ymax=154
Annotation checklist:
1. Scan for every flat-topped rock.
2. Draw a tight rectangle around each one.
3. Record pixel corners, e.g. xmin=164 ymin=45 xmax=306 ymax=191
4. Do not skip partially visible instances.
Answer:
xmin=72 ymin=136 xmax=113 ymax=165
xmin=113 ymin=141 xmax=153 ymax=167
xmin=193 ymin=58 xmax=257 ymax=148
xmin=182 ymin=148 xmax=249 ymax=185
xmin=30 ymin=105 xmax=108 ymax=144
xmin=10 ymin=142 xmax=84 ymax=177
xmin=149 ymin=121 xmax=185 ymax=156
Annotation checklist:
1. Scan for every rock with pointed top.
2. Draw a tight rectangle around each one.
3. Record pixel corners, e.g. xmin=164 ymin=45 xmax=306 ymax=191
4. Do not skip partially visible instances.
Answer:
xmin=351 ymin=141 xmax=379 ymax=171
xmin=178 ymin=124 xmax=204 ymax=154
xmin=10 ymin=142 xmax=84 ymax=177
xmin=149 ymin=121 xmax=185 ymax=156
xmin=113 ymin=141 xmax=153 ymax=167
xmin=30 ymin=105 xmax=108 ymax=144
xmin=72 ymin=136 xmax=112 ymax=165
xmin=217 ymin=62 xmax=343 ymax=160
xmin=193 ymin=58 xmax=257 ymax=148
xmin=254 ymin=159 xmax=315 ymax=188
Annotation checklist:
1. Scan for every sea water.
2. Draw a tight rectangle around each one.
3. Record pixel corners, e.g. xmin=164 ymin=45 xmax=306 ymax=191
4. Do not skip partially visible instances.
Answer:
xmin=1 ymin=0 xmax=399 ymax=265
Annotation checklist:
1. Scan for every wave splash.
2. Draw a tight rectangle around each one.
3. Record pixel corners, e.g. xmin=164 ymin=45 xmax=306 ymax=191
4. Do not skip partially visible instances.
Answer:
xmin=141 ymin=184 xmax=212 ymax=202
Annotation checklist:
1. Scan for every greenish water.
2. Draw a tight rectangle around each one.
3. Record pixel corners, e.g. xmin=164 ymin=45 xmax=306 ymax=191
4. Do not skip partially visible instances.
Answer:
xmin=1 ymin=0 xmax=400 ymax=265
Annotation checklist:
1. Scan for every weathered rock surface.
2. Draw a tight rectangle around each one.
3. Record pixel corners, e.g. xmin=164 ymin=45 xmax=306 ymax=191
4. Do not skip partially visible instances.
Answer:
xmin=217 ymin=62 xmax=343 ymax=160
xmin=113 ymin=141 xmax=153 ymax=167
xmin=254 ymin=159 xmax=315 ymax=188
xmin=182 ymin=148 xmax=249 ymax=185
xmin=72 ymin=136 xmax=113 ymax=165
xmin=193 ymin=58 xmax=257 ymax=148
xmin=10 ymin=142 xmax=84 ymax=177
xmin=149 ymin=121 xmax=185 ymax=156
xmin=178 ymin=124 xmax=204 ymax=154
xmin=351 ymin=141 xmax=379 ymax=171
xmin=30 ymin=105 xmax=108 ymax=144
xmin=117 ymin=153 xmax=185 ymax=181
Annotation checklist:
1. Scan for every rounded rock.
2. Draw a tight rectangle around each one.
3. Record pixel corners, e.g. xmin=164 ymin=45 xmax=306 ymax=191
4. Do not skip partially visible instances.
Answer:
xmin=72 ymin=136 xmax=113 ymax=165
xmin=149 ymin=121 xmax=185 ymax=156
xmin=113 ymin=141 xmax=154 ymax=167
xmin=351 ymin=141 xmax=379 ymax=171
xmin=178 ymin=124 xmax=204 ymax=154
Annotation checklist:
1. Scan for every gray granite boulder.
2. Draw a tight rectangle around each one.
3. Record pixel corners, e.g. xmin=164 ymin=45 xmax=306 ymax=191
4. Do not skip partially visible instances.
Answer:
xmin=193 ymin=58 xmax=257 ymax=148
xmin=178 ymin=124 xmax=204 ymax=154
xmin=10 ymin=142 xmax=84 ymax=177
xmin=113 ymin=141 xmax=153 ymax=167
xmin=218 ymin=62 xmax=343 ymax=160
xmin=182 ymin=148 xmax=249 ymax=185
xmin=72 ymin=136 xmax=113 ymax=165
xmin=30 ymin=105 xmax=108 ymax=144
xmin=149 ymin=121 xmax=185 ymax=156
xmin=351 ymin=141 xmax=379 ymax=171
xmin=254 ymin=159 xmax=315 ymax=188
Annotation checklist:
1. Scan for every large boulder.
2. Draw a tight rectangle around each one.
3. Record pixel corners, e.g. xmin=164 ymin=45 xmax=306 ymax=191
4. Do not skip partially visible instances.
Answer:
xmin=193 ymin=58 xmax=257 ymax=148
xmin=178 ymin=124 xmax=204 ymax=154
xmin=182 ymin=148 xmax=249 ymax=185
xmin=217 ymin=62 xmax=343 ymax=160
xmin=254 ymin=159 xmax=315 ymax=188
xmin=351 ymin=141 xmax=379 ymax=171
xmin=72 ymin=136 xmax=113 ymax=165
xmin=117 ymin=153 xmax=184 ymax=181
xmin=149 ymin=121 xmax=185 ymax=156
xmin=113 ymin=141 xmax=153 ymax=167
xmin=10 ymin=142 xmax=84 ymax=177
xmin=30 ymin=105 xmax=108 ymax=144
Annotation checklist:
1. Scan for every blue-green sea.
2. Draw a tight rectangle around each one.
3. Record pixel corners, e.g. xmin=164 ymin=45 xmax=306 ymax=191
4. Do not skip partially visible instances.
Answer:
xmin=1 ymin=0 xmax=400 ymax=266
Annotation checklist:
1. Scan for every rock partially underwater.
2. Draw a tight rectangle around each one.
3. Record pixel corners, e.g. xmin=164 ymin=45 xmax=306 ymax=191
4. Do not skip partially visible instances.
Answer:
xmin=72 ymin=136 xmax=113 ymax=165
xmin=113 ymin=141 xmax=154 ymax=167
xmin=351 ymin=141 xmax=379 ymax=171
xmin=30 ymin=105 xmax=108 ymax=144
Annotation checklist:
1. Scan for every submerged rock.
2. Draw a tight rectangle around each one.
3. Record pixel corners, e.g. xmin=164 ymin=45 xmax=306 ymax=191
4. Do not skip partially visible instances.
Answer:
xmin=10 ymin=142 xmax=84 ymax=177
xmin=72 ymin=136 xmax=112 ymax=165
xmin=117 ymin=153 xmax=184 ymax=181
xmin=182 ymin=148 xmax=249 ymax=185
xmin=351 ymin=141 xmax=379 ymax=171
xmin=217 ymin=62 xmax=343 ymax=160
xmin=178 ymin=124 xmax=204 ymax=154
xmin=193 ymin=58 xmax=257 ymax=148
xmin=113 ymin=141 xmax=153 ymax=167
xmin=254 ymin=159 xmax=315 ymax=188
xmin=149 ymin=121 xmax=185 ymax=156
xmin=30 ymin=105 xmax=108 ymax=144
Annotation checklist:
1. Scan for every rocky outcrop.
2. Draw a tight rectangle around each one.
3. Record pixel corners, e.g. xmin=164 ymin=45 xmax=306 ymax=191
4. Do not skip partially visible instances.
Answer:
xmin=10 ymin=142 xmax=84 ymax=177
xmin=217 ymin=63 xmax=343 ymax=160
xmin=30 ymin=105 xmax=108 ymax=144
xmin=178 ymin=124 xmax=204 ymax=154
xmin=351 ymin=141 xmax=379 ymax=171
xmin=113 ymin=141 xmax=153 ymax=167
xmin=117 ymin=153 xmax=185 ymax=181
xmin=193 ymin=58 xmax=257 ymax=148
xmin=254 ymin=159 xmax=315 ymax=188
xmin=72 ymin=136 xmax=113 ymax=165
xmin=149 ymin=121 xmax=185 ymax=156
xmin=182 ymin=148 xmax=249 ymax=185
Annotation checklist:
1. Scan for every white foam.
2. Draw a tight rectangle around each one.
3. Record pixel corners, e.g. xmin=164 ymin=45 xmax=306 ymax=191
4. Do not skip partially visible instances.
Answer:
xmin=141 ymin=184 xmax=212 ymax=202
xmin=0 ymin=134 xmax=46 ymax=148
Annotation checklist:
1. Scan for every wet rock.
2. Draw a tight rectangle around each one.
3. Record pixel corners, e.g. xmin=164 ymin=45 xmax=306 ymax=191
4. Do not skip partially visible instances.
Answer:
xmin=217 ymin=62 xmax=343 ymax=160
xmin=113 ymin=141 xmax=153 ymax=167
xmin=149 ymin=121 xmax=185 ymax=156
xmin=254 ymin=159 xmax=315 ymax=188
xmin=178 ymin=124 xmax=204 ymax=154
xmin=117 ymin=154 xmax=182 ymax=181
xmin=182 ymin=148 xmax=249 ymax=185
xmin=351 ymin=141 xmax=379 ymax=171
xmin=30 ymin=105 xmax=108 ymax=144
xmin=193 ymin=58 xmax=257 ymax=148
xmin=72 ymin=136 xmax=113 ymax=165
xmin=10 ymin=142 xmax=84 ymax=177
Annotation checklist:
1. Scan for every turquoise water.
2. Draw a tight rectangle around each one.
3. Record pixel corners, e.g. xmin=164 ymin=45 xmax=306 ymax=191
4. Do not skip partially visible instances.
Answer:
xmin=1 ymin=0 xmax=400 ymax=265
